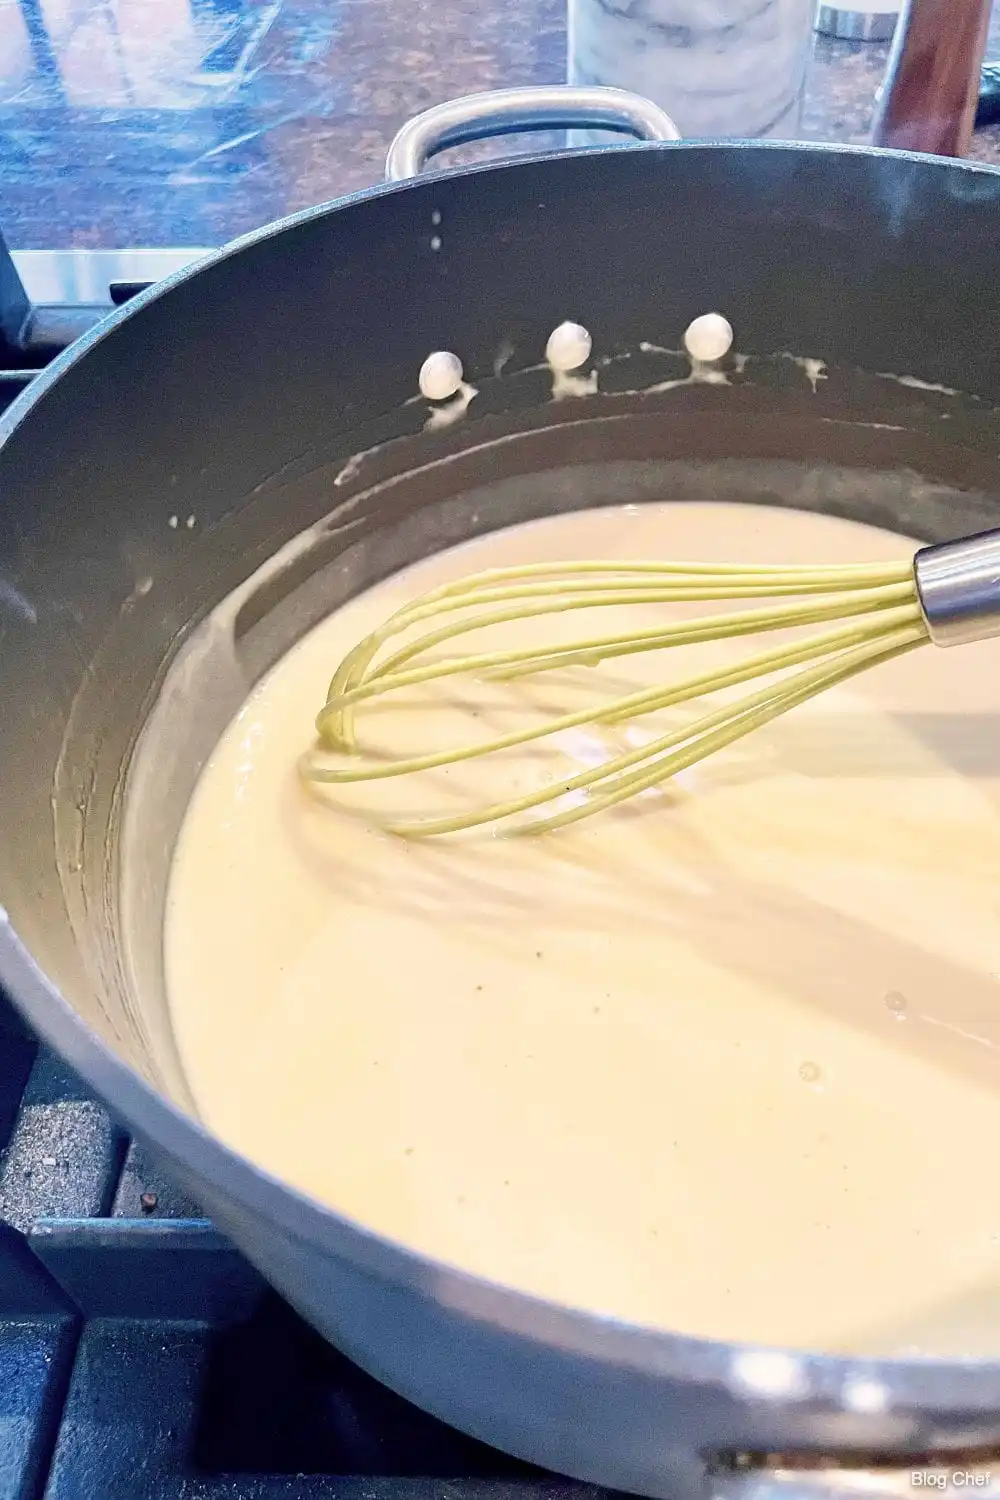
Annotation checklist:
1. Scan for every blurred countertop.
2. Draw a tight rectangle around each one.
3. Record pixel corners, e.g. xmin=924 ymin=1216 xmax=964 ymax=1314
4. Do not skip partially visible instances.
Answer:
xmin=2 ymin=0 xmax=1000 ymax=250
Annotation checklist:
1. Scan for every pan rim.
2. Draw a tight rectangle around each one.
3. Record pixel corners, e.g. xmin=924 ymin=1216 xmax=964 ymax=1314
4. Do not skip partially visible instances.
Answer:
xmin=4 ymin=133 xmax=1000 ymax=445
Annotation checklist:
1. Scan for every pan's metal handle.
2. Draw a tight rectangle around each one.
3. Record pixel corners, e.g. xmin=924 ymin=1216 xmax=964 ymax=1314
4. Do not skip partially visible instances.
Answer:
xmin=384 ymin=85 xmax=681 ymax=182
xmin=711 ymin=1456 xmax=1000 ymax=1498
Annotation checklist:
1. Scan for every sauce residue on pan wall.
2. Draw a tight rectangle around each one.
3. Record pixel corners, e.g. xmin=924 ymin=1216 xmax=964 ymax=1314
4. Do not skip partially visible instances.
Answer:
xmin=163 ymin=502 xmax=1000 ymax=1358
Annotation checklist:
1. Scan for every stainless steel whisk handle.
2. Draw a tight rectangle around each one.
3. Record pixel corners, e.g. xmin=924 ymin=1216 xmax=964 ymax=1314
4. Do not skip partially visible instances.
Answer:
xmin=913 ymin=527 xmax=1000 ymax=647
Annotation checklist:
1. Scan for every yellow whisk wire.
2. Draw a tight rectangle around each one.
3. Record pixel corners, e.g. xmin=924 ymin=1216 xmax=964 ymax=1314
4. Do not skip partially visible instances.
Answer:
xmin=300 ymin=556 xmax=927 ymax=838
xmin=319 ymin=581 xmax=916 ymax=751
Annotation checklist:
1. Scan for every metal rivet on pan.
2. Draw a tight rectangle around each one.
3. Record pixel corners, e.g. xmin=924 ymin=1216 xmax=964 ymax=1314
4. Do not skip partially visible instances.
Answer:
xmin=419 ymin=351 xmax=464 ymax=401
xmin=684 ymin=313 xmax=734 ymax=363
xmin=545 ymin=321 xmax=593 ymax=372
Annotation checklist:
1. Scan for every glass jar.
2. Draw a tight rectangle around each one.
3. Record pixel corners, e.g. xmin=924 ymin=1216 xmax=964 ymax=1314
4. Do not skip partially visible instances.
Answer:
xmin=567 ymin=0 xmax=817 ymax=140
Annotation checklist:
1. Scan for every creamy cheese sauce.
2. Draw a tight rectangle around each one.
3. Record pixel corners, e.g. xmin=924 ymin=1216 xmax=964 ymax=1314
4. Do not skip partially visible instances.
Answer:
xmin=163 ymin=501 xmax=1000 ymax=1357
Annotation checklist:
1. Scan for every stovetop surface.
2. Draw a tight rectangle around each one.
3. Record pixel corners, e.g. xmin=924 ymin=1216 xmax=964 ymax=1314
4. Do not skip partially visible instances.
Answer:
xmin=0 ymin=984 xmax=607 ymax=1500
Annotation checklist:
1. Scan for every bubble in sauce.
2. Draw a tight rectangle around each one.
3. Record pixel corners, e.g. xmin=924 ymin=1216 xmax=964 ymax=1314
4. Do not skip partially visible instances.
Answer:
xmin=684 ymin=313 xmax=734 ymax=363
xmin=419 ymin=350 xmax=464 ymax=402
xmin=884 ymin=990 xmax=908 ymax=1019
xmin=545 ymin=321 xmax=592 ymax=373
xmin=798 ymin=1061 xmax=822 ymax=1084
